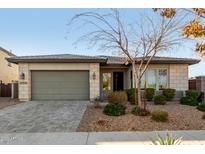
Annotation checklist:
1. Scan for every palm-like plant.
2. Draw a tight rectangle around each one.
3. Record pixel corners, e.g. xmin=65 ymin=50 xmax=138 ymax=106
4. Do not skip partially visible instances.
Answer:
xmin=151 ymin=133 xmax=182 ymax=145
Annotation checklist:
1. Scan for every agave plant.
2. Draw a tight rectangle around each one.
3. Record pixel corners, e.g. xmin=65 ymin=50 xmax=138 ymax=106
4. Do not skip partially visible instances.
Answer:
xmin=151 ymin=133 xmax=182 ymax=145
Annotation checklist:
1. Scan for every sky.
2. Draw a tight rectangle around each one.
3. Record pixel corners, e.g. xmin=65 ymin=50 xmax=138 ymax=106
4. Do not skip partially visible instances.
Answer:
xmin=0 ymin=8 xmax=204 ymax=78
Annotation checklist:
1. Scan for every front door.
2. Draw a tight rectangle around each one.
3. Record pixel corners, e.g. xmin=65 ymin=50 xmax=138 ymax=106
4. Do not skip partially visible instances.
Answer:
xmin=113 ymin=72 xmax=124 ymax=91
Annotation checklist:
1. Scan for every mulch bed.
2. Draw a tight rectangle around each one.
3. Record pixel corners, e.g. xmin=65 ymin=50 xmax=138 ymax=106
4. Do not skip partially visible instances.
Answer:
xmin=77 ymin=102 xmax=205 ymax=132
xmin=0 ymin=97 xmax=21 ymax=110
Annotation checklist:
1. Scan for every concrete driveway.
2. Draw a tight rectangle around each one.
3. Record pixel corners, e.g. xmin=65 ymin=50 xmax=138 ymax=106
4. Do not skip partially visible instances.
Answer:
xmin=0 ymin=101 xmax=89 ymax=133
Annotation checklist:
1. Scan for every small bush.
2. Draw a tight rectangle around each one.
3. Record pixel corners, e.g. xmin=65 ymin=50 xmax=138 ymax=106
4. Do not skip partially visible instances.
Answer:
xmin=126 ymin=88 xmax=138 ymax=104
xmin=185 ymin=90 xmax=201 ymax=100
xmin=163 ymin=88 xmax=176 ymax=101
xmin=103 ymin=103 xmax=126 ymax=116
xmin=198 ymin=92 xmax=205 ymax=102
xmin=197 ymin=102 xmax=205 ymax=112
xmin=180 ymin=96 xmax=198 ymax=106
xmin=153 ymin=95 xmax=166 ymax=105
xmin=131 ymin=106 xmax=150 ymax=116
xmin=151 ymin=109 xmax=169 ymax=122
xmin=145 ymin=88 xmax=155 ymax=101
xmin=107 ymin=91 xmax=128 ymax=105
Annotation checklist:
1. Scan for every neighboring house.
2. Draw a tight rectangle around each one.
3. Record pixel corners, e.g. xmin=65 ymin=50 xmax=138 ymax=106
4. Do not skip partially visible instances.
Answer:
xmin=0 ymin=47 xmax=18 ymax=84
xmin=7 ymin=54 xmax=200 ymax=101
xmin=189 ymin=76 xmax=205 ymax=94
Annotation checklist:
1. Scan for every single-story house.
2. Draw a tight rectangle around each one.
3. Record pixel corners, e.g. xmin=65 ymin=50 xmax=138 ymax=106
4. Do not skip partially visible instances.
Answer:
xmin=7 ymin=54 xmax=200 ymax=101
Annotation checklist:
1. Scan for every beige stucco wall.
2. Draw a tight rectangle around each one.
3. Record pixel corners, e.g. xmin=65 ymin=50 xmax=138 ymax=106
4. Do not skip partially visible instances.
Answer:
xmin=18 ymin=63 xmax=100 ymax=101
xmin=0 ymin=50 xmax=18 ymax=83
xmin=169 ymin=64 xmax=188 ymax=91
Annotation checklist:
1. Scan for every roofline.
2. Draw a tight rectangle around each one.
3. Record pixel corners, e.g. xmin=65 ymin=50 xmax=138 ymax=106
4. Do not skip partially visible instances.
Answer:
xmin=134 ymin=59 xmax=200 ymax=65
xmin=0 ymin=47 xmax=16 ymax=56
xmin=7 ymin=58 xmax=107 ymax=64
xmin=7 ymin=54 xmax=200 ymax=65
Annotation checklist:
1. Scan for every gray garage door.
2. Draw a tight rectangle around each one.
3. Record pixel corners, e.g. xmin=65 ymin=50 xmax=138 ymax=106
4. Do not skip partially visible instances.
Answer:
xmin=31 ymin=71 xmax=89 ymax=100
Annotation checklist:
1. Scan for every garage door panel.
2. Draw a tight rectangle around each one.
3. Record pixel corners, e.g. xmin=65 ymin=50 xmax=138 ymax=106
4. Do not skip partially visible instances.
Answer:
xmin=32 ymin=94 xmax=89 ymax=100
xmin=33 ymin=89 xmax=89 ymax=95
xmin=32 ymin=82 xmax=88 ymax=87
xmin=32 ymin=71 xmax=89 ymax=100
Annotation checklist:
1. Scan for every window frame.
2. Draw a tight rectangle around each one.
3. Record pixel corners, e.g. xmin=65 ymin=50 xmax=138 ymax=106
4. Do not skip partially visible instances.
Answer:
xmin=102 ymin=72 xmax=112 ymax=92
xmin=134 ymin=68 xmax=169 ymax=90
xmin=158 ymin=68 xmax=169 ymax=90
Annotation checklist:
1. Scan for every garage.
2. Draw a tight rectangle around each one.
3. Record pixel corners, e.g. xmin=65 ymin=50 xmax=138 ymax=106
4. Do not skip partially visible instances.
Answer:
xmin=31 ymin=71 xmax=89 ymax=100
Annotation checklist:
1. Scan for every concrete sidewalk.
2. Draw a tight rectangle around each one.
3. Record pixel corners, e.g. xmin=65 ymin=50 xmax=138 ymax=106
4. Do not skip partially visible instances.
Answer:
xmin=0 ymin=130 xmax=205 ymax=145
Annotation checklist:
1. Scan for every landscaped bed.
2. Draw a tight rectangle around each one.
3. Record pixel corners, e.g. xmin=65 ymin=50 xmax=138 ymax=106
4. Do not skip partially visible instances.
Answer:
xmin=77 ymin=102 xmax=205 ymax=132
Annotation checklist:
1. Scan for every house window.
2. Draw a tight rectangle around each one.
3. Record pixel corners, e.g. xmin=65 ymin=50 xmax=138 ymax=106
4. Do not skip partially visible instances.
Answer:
xmin=147 ymin=69 xmax=157 ymax=89
xmin=158 ymin=69 xmax=168 ymax=89
xmin=135 ymin=68 xmax=168 ymax=90
xmin=140 ymin=73 xmax=146 ymax=88
xmin=102 ymin=73 xmax=111 ymax=91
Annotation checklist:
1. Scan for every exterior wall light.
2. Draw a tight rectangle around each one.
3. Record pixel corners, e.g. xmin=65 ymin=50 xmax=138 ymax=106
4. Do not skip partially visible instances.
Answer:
xmin=92 ymin=72 xmax=96 ymax=80
xmin=20 ymin=72 xmax=25 ymax=80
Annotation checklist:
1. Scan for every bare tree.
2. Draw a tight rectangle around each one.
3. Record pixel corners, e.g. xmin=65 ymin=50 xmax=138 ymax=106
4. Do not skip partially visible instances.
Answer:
xmin=68 ymin=9 xmax=184 ymax=109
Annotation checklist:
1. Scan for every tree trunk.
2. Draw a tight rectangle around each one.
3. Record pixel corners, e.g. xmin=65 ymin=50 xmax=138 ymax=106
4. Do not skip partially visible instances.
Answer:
xmin=143 ymin=80 xmax=147 ymax=110
xmin=137 ymin=80 xmax=142 ymax=108
xmin=132 ymin=63 xmax=137 ymax=105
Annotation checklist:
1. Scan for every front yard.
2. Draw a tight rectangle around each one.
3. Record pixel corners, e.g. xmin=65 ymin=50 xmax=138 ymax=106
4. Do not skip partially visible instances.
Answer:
xmin=77 ymin=102 xmax=205 ymax=132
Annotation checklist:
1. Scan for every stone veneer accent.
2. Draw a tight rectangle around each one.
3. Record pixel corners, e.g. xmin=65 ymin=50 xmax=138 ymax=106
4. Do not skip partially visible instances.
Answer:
xmin=89 ymin=63 xmax=100 ymax=100
xmin=18 ymin=63 xmax=100 ymax=101
xmin=19 ymin=63 xmax=31 ymax=101
xmin=169 ymin=64 xmax=188 ymax=91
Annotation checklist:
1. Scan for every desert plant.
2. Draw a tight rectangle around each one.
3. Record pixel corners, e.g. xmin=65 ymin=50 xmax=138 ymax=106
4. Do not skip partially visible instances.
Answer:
xmin=197 ymin=102 xmax=205 ymax=112
xmin=180 ymin=96 xmax=198 ymax=106
xmin=152 ymin=133 xmax=182 ymax=145
xmin=162 ymin=88 xmax=176 ymax=101
xmin=153 ymin=95 xmax=166 ymax=105
xmin=103 ymin=103 xmax=126 ymax=116
xmin=151 ymin=109 xmax=169 ymax=122
xmin=126 ymin=88 xmax=138 ymax=104
xmin=131 ymin=106 xmax=150 ymax=116
xmin=107 ymin=91 xmax=128 ymax=105
xmin=185 ymin=90 xmax=201 ymax=100
xmin=145 ymin=88 xmax=155 ymax=101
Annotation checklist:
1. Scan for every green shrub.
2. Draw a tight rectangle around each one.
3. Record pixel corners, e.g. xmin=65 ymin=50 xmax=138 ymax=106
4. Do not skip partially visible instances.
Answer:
xmin=153 ymin=95 xmax=166 ymax=105
xmin=131 ymin=106 xmax=150 ymax=116
xmin=103 ymin=103 xmax=126 ymax=116
xmin=197 ymin=102 xmax=205 ymax=112
xmin=185 ymin=90 xmax=201 ymax=100
xmin=125 ymin=88 xmax=138 ymax=104
xmin=198 ymin=92 xmax=205 ymax=102
xmin=180 ymin=96 xmax=198 ymax=106
xmin=162 ymin=88 xmax=176 ymax=101
xmin=107 ymin=91 xmax=128 ymax=105
xmin=145 ymin=88 xmax=155 ymax=101
xmin=151 ymin=109 xmax=169 ymax=122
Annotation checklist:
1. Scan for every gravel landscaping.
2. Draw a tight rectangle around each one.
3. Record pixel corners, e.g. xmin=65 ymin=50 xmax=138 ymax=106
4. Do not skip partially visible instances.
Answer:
xmin=77 ymin=102 xmax=205 ymax=132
